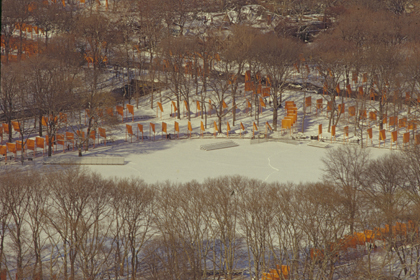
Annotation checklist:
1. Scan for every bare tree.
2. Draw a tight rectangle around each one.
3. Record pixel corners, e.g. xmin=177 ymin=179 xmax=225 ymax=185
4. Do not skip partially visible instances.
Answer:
xmin=257 ymin=34 xmax=300 ymax=131
xmin=45 ymin=167 xmax=102 ymax=279
xmin=68 ymin=80 xmax=118 ymax=157
xmin=294 ymin=182 xmax=347 ymax=280
xmin=267 ymin=183 xmax=304 ymax=279
xmin=115 ymin=178 xmax=155 ymax=279
xmin=77 ymin=173 xmax=114 ymax=280
xmin=31 ymin=0 xmax=71 ymax=49
xmin=195 ymin=35 xmax=221 ymax=124
xmin=401 ymin=145 xmax=420 ymax=203
xmin=1 ymin=0 xmax=19 ymax=65
xmin=363 ymin=44 xmax=403 ymax=131
xmin=0 ymin=172 xmax=12 ymax=274
xmin=158 ymin=0 xmax=198 ymax=37
xmin=136 ymin=0 xmax=165 ymax=109
xmin=152 ymin=182 xmax=193 ymax=279
xmin=1 ymin=0 xmax=33 ymax=61
xmin=310 ymin=33 xmax=352 ymax=133
xmin=28 ymin=52 xmax=80 ymax=156
xmin=238 ymin=180 xmax=275 ymax=280
xmin=0 ymin=64 xmax=21 ymax=143
xmin=0 ymin=170 xmax=32 ymax=280
xmin=207 ymin=68 xmax=234 ymax=133
xmin=402 ymin=42 xmax=420 ymax=119
xmin=220 ymin=25 xmax=258 ymax=125
xmin=25 ymin=171 xmax=48 ymax=279
xmin=203 ymin=176 xmax=245 ymax=280
xmin=159 ymin=36 xmax=193 ymax=120
xmin=155 ymin=181 xmax=215 ymax=279
xmin=72 ymin=13 xmax=116 ymax=155
xmin=73 ymin=13 xmax=112 ymax=92
xmin=364 ymin=153 xmax=413 ymax=277
xmin=322 ymin=145 xmax=371 ymax=233
xmin=4 ymin=61 xmax=42 ymax=163
xmin=365 ymin=153 xmax=407 ymax=226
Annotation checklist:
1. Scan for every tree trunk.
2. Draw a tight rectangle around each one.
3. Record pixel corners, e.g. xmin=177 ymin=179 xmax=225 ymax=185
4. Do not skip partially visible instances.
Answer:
xmin=232 ymin=90 xmax=236 ymax=126
xmin=302 ymin=91 xmax=306 ymax=133
xmin=256 ymin=94 xmax=260 ymax=126
xmin=33 ymin=227 xmax=42 ymax=279
xmin=63 ymin=240 xmax=68 ymax=280
xmin=4 ymin=40 xmax=10 ymax=65
xmin=70 ymin=252 xmax=76 ymax=280
xmin=176 ymin=94 xmax=180 ymax=120
xmin=273 ymin=91 xmax=278 ymax=131
xmin=0 ymin=221 xmax=6 ymax=272
xmin=48 ymin=136 xmax=53 ymax=157
xmin=187 ymin=96 xmax=190 ymax=121
xmin=7 ymin=119 xmax=12 ymax=143
xmin=39 ymin=114 xmax=43 ymax=137
xmin=203 ymin=74 xmax=207 ymax=125
xmin=232 ymin=83 xmax=238 ymax=125
xmin=131 ymin=245 xmax=136 ymax=280
xmin=16 ymin=227 xmax=23 ymax=280
xmin=85 ymin=117 xmax=92 ymax=152
xmin=20 ymin=134 xmax=24 ymax=164
xmin=204 ymin=104 xmax=207 ymax=129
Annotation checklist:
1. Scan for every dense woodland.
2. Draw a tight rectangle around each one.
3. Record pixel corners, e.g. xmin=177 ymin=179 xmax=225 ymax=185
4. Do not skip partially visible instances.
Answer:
xmin=0 ymin=145 xmax=419 ymax=279
xmin=2 ymin=0 xmax=420 ymax=279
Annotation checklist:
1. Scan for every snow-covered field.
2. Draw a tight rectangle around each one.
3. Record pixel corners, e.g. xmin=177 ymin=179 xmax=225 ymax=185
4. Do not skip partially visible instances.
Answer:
xmin=85 ymin=138 xmax=391 ymax=184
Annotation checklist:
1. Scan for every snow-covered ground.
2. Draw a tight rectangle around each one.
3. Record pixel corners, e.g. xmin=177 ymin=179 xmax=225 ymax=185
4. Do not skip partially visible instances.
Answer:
xmin=85 ymin=138 xmax=391 ymax=184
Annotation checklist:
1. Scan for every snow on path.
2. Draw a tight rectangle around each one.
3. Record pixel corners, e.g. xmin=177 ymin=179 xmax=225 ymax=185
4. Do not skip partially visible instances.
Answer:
xmin=264 ymin=155 xmax=280 ymax=181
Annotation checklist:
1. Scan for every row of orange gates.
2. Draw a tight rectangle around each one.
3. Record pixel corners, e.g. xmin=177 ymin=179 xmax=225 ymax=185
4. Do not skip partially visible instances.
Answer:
xmin=119 ymin=99 xmax=268 ymax=122
xmin=317 ymin=120 xmax=420 ymax=149
xmin=308 ymin=96 xmax=420 ymax=128
xmin=2 ymin=0 xmax=109 ymax=65
xmin=281 ymin=98 xmax=420 ymax=148
xmin=262 ymin=221 xmax=419 ymax=280
xmin=318 ymin=123 xmax=420 ymax=148
xmin=284 ymin=96 xmax=420 ymax=127
xmin=0 ymin=119 xmax=275 ymax=162
xmin=280 ymin=101 xmax=298 ymax=134
xmin=125 ymin=120 xmax=274 ymax=141
xmin=0 ymin=115 xmax=67 ymax=143
xmin=0 ymin=129 xmax=107 ymax=162
xmin=309 ymin=221 xmax=419 ymax=261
